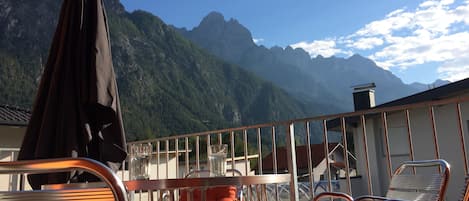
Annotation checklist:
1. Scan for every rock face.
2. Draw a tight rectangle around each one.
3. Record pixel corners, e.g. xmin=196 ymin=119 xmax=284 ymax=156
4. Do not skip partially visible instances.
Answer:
xmin=183 ymin=12 xmax=257 ymax=64
xmin=178 ymin=12 xmax=425 ymax=111
xmin=0 ymin=1 xmax=308 ymax=140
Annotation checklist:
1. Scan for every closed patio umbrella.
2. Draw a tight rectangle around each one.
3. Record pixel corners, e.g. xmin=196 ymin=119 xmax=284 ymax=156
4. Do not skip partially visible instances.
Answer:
xmin=18 ymin=0 xmax=127 ymax=189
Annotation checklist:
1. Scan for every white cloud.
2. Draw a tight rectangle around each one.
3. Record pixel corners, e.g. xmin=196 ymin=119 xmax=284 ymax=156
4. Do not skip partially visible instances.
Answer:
xmin=291 ymin=40 xmax=344 ymax=57
xmin=437 ymin=53 xmax=469 ymax=81
xmin=253 ymin=38 xmax=264 ymax=44
xmin=347 ymin=37 xmax=384 ymax=50
xmin=290 ymin=0 xmax=469 ymax=81
xmin=354 ymin=10 xmax=413 ymax=37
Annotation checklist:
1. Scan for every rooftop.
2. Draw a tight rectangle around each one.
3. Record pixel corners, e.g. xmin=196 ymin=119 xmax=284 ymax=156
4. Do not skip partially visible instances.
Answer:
xmin=0 ymin=105 xmax=31 ymax=126
xmin=377 ymin=78 xmax=469 ymax=108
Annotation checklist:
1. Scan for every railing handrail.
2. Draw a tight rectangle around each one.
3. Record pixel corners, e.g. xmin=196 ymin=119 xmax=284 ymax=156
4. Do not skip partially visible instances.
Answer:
xmin=129 ymin=96 xmax=469 ymax=144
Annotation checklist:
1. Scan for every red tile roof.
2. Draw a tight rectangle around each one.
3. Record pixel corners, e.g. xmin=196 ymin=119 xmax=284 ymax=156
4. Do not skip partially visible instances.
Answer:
xmin=0 ymin=105 xmax=31 ymax=126
xmin=258 ymin=143 xmax=339 ymax=172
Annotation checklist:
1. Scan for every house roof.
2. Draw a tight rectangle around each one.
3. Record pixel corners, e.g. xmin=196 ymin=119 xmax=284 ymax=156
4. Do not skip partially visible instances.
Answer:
xmin=0 ymin=105 xmax=31 ymax=126
xmin=376 ymin=78 xmax=469 ymax=108
xmin=258 ymin=143 xmax=339 ymax=172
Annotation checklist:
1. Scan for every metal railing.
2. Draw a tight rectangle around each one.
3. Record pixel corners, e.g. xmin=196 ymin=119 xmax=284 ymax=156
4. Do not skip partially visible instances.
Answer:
xmin=127 ymin=96 xmax=469 ymax=201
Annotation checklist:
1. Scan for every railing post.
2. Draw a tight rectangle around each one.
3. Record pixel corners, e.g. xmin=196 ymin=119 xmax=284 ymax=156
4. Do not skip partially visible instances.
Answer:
xmin=285 ymin=123 xmax=299 ymax=201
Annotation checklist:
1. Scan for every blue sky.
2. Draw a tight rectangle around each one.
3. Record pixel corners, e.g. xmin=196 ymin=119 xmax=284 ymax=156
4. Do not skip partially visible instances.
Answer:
xmin=120 ymin=0 xmax=469 ymax=84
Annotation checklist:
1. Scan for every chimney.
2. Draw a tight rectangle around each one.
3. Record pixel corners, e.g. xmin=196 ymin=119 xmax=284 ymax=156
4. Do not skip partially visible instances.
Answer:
xmin=352 ymin=83 xmax=376 ymax=111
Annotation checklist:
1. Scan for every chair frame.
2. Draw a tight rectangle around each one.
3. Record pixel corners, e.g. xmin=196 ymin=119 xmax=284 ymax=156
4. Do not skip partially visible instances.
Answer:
xmin=313 ymin=159 xmax=451 ymax=201
xmin=461 ymin=175 xmax=469 ymax=201
xmin=0 ymin=157 xmax=128 ymax=201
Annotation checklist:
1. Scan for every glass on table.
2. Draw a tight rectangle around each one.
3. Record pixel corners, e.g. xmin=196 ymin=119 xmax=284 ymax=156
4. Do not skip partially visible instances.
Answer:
xmin=208 ymin=144 xmax=228 ymax=177
xmin=129 ymin=143 xmax=152 ymax=180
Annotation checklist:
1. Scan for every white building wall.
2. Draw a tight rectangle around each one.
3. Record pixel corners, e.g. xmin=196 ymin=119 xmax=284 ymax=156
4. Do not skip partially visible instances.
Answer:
xmin=0 ymin=126 xmax=26 ymax=148
xmin=353 ymin=117 xmax=387 ymax=196
xmin=356 ymin=96 xmax=469 ymax=201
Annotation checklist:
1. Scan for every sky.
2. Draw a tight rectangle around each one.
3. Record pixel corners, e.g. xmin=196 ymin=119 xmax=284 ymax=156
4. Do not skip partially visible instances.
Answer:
xmin=120 ymin=0 xmax=469 ymax=84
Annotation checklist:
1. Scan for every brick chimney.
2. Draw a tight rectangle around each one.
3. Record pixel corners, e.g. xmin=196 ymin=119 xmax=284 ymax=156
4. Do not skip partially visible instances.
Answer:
xmin=352 ymin=83 xmax=376 ymax=111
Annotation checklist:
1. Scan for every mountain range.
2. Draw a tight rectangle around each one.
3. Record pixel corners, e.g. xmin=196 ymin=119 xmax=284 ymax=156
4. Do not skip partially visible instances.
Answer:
xmin=0 ymin=1 xmax=449 ymax=141
xmin=176 ymin=12 xmax=448 ymax=110
xmin=0 ymin=0 xmax=311 ymax=140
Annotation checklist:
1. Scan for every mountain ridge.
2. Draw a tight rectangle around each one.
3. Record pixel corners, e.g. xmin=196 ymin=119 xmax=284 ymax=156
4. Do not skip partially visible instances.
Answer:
xmin=0 ymin=1 xmax=309 ymax=140
xmin=177 ymin=11 xmax=433 ymax=110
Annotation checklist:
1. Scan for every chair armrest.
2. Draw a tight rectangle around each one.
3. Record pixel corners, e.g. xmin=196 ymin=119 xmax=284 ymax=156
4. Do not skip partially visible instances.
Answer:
xmin=0 ymin=157 xmax=128 ymax=201
xmin=313 ymin=192 xmax=353 ymax=201
xmin=355 ymin=195 xmax=407 ymax=201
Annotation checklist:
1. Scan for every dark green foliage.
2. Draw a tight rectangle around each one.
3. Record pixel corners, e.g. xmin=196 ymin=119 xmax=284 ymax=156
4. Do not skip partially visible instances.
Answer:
xmin=0 ymin=0 xmax=307 ymax=141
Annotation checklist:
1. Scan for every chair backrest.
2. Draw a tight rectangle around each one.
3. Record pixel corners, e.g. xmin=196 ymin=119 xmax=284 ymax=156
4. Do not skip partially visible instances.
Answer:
xmin=0 ymin=157 xmax=128 ymax=201
xmin=313 ymin=192 xmax=353 ymax=201
xmin=386 ymin=159 xmax=450 ymax=201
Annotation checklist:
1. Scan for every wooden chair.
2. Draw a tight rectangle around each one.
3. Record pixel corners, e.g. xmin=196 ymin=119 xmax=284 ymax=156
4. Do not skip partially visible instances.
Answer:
xmin=0 ymin=157 xmax=128 ymax=201
xmin=313 ymin=159 xmax=450 ymax=201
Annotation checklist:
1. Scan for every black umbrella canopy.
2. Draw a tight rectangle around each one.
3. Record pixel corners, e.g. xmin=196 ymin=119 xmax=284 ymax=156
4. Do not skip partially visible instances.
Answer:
xmin=18 ymin=0 xmax=127 ymax=189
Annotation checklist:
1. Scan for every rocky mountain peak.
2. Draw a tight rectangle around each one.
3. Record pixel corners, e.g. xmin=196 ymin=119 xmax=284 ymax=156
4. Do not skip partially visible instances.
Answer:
xmin=193 ymin=11 xmax=253 ymax=44
xmin=199 ymin=11 xmax=225 ymax=27
xmin=183 ymin=11 xmax=256 ymax=62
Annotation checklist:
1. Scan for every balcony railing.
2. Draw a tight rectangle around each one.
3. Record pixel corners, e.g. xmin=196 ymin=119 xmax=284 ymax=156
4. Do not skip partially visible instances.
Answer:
xmin=127 ymin=96 xmax=469 ymax=201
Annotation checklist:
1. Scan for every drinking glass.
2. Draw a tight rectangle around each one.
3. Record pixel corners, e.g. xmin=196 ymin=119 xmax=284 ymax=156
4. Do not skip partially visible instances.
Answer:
xmin=130 ymin=143 xmax=152 ymax=180
xmin=208 ymin=144 xmax=228 ymax=177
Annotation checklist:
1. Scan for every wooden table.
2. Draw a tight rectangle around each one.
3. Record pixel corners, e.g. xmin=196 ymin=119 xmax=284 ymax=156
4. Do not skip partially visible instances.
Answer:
xmin=125 ymin=174 xmax=291 ymax=191
xmin=125 ymin=174 xmax=291 ymax=201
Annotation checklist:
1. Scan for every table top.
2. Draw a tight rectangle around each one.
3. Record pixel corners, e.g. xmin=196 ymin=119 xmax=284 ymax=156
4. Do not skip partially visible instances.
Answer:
xmin=124 ymin=174 xmax=291 ymax=191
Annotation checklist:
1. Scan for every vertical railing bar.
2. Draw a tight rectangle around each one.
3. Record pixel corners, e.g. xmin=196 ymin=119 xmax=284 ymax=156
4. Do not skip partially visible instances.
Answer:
xmin=243 ymin=129 xmax=249 ymax=176
xmin=218 ymin=133 xmax=222 ymax=145
xmin=381 ymin=112 xmax=393 ymax=179
xmin=157 ymin=141 xmax=160 ymax=179
xmin=257 ymin=128 xmax=263 ymax=175
xmin=360 ymin=115 xmax=373 ymax=195
xmin=146 ymin=190 xmax=150 ymax=201
xmin=166 ymin=140 xmax=169 ymax=179
xmin=175 ymin=139 xmax=179 ymax=179
xmin=457 ymin=103 xmax=469 ymax=175
xmin=286 ymin=123 xmax=299 ymax=201
xmin=271 ymin=126 xmax=279 ymax=201
xmin=305 ymin=121 xmax=314 ymax=197
xmin=404 ymin=109 xmax=416 ymax=174
xmin=185 ymin=137 xmax=189 ymax=175
xmin=230 ymin=131 xmax=236 ymax=175
xmin=323 ymin=119 xmax=332 ymax=192
xmin=9 ymin=151 xmax=14 ymax=191
xmin=122 ymin=158 xmax=126 ymax=181
xmin=272 ymin=126 xmax=278 ymax=174
xmin=341 ymin=117 xmax=352 ymax=195
xmin=196 ymin=136 xmax=200 ymax=171
xmin=128 ymin=145 xmax=133 ymax=181
xmin=206 ymin=134 xmax=211 ymax=174
xmin=19 ymin=174 xmax=25 ymax=191
xmin=429 ymin=106 xmax=441 ymax=159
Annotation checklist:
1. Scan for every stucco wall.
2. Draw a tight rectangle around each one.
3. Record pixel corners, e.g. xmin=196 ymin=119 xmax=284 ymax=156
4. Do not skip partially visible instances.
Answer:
xmin=355 ymin=98 xmax=469 ymax=201
xmin=0 ymin=125 xmax=26 ymax=148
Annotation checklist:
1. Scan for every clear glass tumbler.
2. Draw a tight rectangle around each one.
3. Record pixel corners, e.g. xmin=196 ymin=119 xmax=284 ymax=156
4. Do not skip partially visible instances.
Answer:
xmin=130 ymin=143 xmax=152 ymax=180
xmin=208 ymin=144 xmax=228 ymax=177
